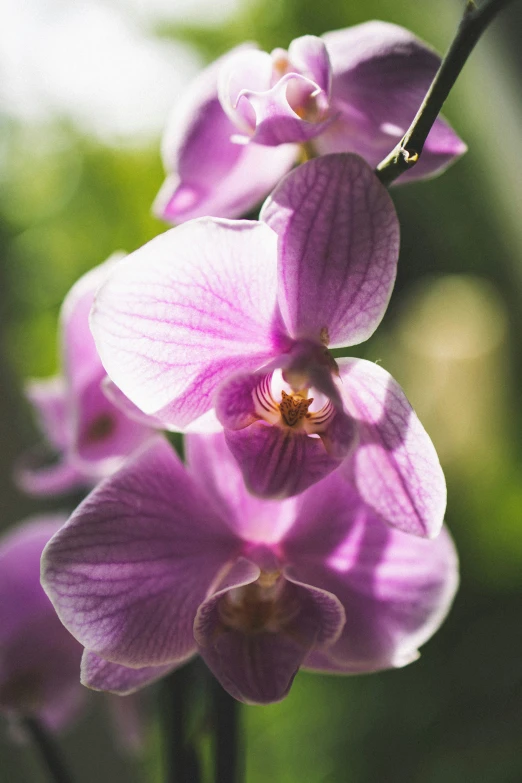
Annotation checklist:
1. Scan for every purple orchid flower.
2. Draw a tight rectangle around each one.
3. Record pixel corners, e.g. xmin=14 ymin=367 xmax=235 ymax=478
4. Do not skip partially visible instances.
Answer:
xmin=41 ymin=433 xmax=459 ymax=705
xmin=91 ymin=153 xmax=445 ymax=537
xmin=0 ymin=516 xmax=85 ymax=731
xmin=16 ymin=256 xmax=156 ymax=497
xmin=154 ymin=22 xmax=466 ymax=224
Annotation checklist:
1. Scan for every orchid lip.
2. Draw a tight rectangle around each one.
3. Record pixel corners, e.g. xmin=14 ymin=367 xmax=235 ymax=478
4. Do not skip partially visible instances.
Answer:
xmin=252 ymin=372 xmax=336 ymax=434
xmin=217 ymin=570 xmax=300 ymax=635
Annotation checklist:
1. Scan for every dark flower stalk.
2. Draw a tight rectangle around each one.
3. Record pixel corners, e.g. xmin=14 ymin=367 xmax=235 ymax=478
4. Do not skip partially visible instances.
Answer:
xmin=22 ymin=717 xmax=74 ymax=783
xmin=376 ymin=0 xmax=518 ymax=185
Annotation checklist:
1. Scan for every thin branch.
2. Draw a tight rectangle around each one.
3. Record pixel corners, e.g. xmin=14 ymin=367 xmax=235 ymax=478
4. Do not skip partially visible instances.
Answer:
xmin=376 ymin=0 xmax=517 ymax=185
xmin=22 ymin=717 xmax=74 ymax=783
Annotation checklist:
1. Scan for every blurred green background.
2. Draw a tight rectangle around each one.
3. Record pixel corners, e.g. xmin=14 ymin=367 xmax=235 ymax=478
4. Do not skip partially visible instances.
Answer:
xmin=2 ymin=0 xmax=522 ymax=780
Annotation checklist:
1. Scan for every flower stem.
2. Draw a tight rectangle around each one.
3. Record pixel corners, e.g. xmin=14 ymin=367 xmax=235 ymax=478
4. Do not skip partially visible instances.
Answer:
xmin=376 ymin=0 xmax=518 ymax=185
xmin=159 ymin=666 xmax=201 ymax=783
xmin=211 ymin=678 xmax=242 ymax=783
xmin=22 ymin=716 xmax=74 ymax=783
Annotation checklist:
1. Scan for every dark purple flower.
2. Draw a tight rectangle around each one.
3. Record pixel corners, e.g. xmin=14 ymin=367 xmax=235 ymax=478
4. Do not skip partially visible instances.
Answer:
xmin=154 ymin=23 xmax=466 ymax=223
xmin=92 ymin=154 xmax=445 ymax=537
xmin=42 ymin=434 xmax=458 ymax=705
xmin=0 ymin=517 xmax=85 ymax=730
xmin=16 ymin=256 xmax=156 ymax=497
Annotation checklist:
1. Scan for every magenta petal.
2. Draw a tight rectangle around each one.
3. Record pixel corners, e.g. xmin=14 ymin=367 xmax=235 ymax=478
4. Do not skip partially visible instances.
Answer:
xmin=214 ymin=372 xmax=261 ymax=430
xmin=288 ymin=35 xmax=331 ymax=96
xmin=91 ymin=220 xmax=285 ymax=429
xmin=194 ymin=560 xmax=344 ymax=704
xmin=42 ymin=438 xmax=240 ymax=667
xmin=225 ymin=421 xmax=341 ymax=499
xmin=261 ymin=153 xmax=400 ymax=347
xmin=73 ymin=370 xmax=154 ymax=467
xmin=81 ymin=650 xmax=180 ymax=695
xmin=339 ymin=358 xmax=446 ymax=538
xmin=219 ymin=49 xmax=274 ymax=134
xmin=284 ymin=475 xmax=458 ymax=672
xmin=62 ymin=258 xmax=120 ymax=395
xmin=186 ymin=431 xmax=299 ymax=543
xmin=239 ymin=75 xmax=333 ymax=146
xmin=155 ymin=46 xmax=297 ymax=222
xmin=0 ymin=517 xmax=85 ymax=728
xmin=318 ymin=22 xmax=466 ymax=179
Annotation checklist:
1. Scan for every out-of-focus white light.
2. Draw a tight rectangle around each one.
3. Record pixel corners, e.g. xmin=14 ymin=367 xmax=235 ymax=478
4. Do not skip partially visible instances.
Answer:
xmin=0 ymin=0 xmax=204 ymax=142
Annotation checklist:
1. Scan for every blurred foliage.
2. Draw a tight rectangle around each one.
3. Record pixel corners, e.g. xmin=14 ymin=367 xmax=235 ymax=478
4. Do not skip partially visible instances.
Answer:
xmin=2 ymin=0 xmax=522 ymax=781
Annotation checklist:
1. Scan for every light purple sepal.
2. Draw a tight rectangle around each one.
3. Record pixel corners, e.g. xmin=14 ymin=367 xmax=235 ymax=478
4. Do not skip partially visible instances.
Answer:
xmin=338 ymin=358 xmax=446 ymax=538
xmin=318 ymin=22 xmax=466 ymax=181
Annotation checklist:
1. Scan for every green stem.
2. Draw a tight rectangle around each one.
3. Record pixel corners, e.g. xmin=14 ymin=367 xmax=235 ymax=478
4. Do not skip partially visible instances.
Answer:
xmin=22 ymin=716 xmax=74 ymax=783
xmin=376 ymin=0 xmax=517 ymax=185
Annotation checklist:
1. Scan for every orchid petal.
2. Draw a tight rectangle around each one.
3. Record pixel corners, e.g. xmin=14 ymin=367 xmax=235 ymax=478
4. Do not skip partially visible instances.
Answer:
xmin=219 ymin=39 xmax=332 ymax=146
xmin=81 ymin=650 xmax=180 ymax=695
xmin=186 ymin=431 xmax=299 ymax=544
xmin=42 ymin=438 xmax=240 ymax=667
xmin=155 ymin=46 xmax=297 ymax=222
xmin=224 ymin=421 xmax=342 ymax=499
xmin=61 ymin=256 xmax=122 ymax=394
xmin=287 ymin=35 xmax=331 ymax=96
xmin=318 ymin=22 xmax=466 ymax=180
xmin=284 ymin=474 xmax=458 ymax=671
xmin=218 ymin=49 xmax=274 ymax=133
xmin=339 ymin=358 xmax=446 ymax=538
xmin=261 ymin=153 xmax=400 ymax=347
xmin=73 ymin=369 xmax=154 ymax=468
xmin=91 ymin=220 xmax=286 ymax=429
xmin=195 ymin=560 xmax=344 ymax=704
xmin=0 ymin=517 xmax=85 ymax=728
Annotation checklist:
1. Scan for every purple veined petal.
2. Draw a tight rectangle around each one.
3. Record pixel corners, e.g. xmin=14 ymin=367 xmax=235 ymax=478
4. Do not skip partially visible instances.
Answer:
xmin=224 ymin=421 xmax=342 ymax=499
xmin=284 ymin=474 xmax=458 ymax=672
xmin=185 ymin=431 xmax=299 ymax=544
xmin=72 ymin=369 xmax=154 ymax=468
xmin=155 ymin=44 xmax=297 ymax=222
xmin=81 ymin=649 xmax=182 ymax=695
xmin=338 ymin=358 xmax=446 ymax=538
xmin=317 ymin=22 xmax=466 ymax=180
xmin=287 ymin=35 xmax=332 ymax=97
xmin=42 ymin=437 xmax=241 ymax=667
xmin=25 ymin=377 xmax=69 ymax=451
xmin=91 ymin=220 xmax=288 ymax=429
xmin=194 ymin=559 xmax=344 ymax=704
xmin=261 ymin=153 xmax=400 ymax=347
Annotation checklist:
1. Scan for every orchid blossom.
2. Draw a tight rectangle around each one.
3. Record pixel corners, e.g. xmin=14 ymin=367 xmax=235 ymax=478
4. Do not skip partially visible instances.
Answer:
xmin=92 ymin=154 xmax=445 ymax=537
xmin=154 ymin=22 xmax=466 ymax=224
xmin=42 ymin=433 xmax=458 ymax=705
xmin=17 ymin=257 xmax=155 ymax=497
xmin=0 ymin=517 xmax=85 ymax=731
